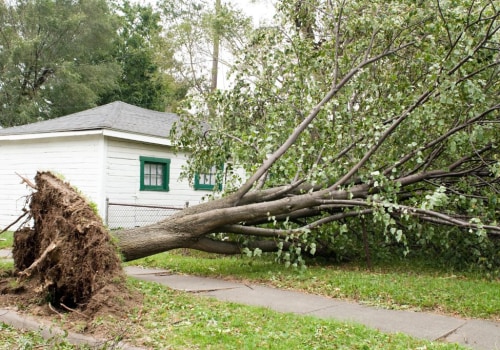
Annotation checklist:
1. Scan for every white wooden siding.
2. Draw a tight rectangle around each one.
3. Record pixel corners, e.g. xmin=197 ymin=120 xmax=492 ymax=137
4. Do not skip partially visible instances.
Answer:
xmin=105 ymin=138 xmax=212 ymax=228
xmin=105 ymin=138 xmax=210 ymax=205
xmin=0 ymin=134 xmax=104 ymax=229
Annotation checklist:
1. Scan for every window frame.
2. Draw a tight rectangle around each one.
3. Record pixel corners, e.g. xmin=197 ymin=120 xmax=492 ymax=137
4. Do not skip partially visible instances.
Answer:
xmin=139 ymin=156 xmax=170 ymax=192
xmin=194 ymin=164 xmax=223 ymax=191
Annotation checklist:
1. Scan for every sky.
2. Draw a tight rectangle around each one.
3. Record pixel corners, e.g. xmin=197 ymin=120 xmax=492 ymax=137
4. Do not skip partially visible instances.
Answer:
xmin=233 ymin=0 xmax=276 ymax=26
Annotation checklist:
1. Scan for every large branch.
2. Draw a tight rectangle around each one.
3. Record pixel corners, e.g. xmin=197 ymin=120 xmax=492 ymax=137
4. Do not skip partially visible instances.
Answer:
xmin=392 ymin=204 xmax=500 ymax=236
xmin=233 ymin=43 xmax=415 ymax=202
xmin=221 ymin=208 xmax=374 ymax=238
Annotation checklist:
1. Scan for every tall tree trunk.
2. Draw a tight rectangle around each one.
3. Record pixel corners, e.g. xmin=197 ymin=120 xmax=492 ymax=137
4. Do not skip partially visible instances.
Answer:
xmin=210 ymin=0 xmax=221 ymax=92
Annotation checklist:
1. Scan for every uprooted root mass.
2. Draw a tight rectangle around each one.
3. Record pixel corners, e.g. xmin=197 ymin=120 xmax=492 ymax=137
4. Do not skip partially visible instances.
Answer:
xmin=7 ymin=171 xmax=134 ymax=317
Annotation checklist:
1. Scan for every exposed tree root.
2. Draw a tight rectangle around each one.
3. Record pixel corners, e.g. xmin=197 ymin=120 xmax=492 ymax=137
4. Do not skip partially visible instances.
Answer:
xmin=8 ymin=171 xmax=138 ymax=319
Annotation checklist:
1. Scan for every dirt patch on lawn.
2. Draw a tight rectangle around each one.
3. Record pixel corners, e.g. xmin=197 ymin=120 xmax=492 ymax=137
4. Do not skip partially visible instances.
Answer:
xmin=0 ymin=171 xmax=143 ymax=338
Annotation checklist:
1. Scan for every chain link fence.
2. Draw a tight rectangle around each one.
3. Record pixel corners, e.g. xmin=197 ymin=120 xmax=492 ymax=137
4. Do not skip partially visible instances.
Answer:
xmin=106 ymin=200 xmax=184 ymax=229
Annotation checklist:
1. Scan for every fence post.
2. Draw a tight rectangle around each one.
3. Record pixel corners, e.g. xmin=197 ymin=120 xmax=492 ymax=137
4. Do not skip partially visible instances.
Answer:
xmin=105 ymin=197 xmax=109 ymax=226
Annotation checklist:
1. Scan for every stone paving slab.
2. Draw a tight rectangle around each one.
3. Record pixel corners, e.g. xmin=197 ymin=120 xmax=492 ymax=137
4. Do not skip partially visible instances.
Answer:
xmin=444 ymin=319 xmax=500 ymax=350
xmin=124 ymin=266 xmax=243 ymax=291
xmin=308 ymin=302 xmax=466 ymax=341
xmin=203 ymin=284 xmax=337 ymax=313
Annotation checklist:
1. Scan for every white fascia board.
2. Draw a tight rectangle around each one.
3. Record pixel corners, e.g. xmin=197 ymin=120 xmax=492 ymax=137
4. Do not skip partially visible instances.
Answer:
xmin=0 ymin=129 xmax=172 ymax=146
xmin=102 ymin=130 xmax=172 ymax=146
xmin=0 ymin=129 xmax=103 ymax=141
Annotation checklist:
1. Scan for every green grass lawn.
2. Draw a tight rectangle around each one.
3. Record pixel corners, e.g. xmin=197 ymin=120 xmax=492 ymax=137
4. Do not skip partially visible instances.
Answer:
xmin=128 ymin=250 xmax=500 ymax=320
xmin=0 ymin=275 xmax=467 ymax=349
xmin=0 ymin=231 xmax=495 ymax=348
xmin=0 ymin=231 xmax=13 ymax=249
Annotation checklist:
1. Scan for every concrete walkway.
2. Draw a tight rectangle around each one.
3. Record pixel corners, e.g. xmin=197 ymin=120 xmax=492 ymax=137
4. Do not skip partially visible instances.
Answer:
xmin=124 ymin=266 xmax=500 ymax=350
xmin=1 ymin=250 xmax=499 ymax=349
xmin=0 ymin=249 xmax=12 ymax=259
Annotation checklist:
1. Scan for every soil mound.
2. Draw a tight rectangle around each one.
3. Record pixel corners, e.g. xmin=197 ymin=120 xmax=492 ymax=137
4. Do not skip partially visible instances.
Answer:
xmin=3 ymin=171 xmax=138 ymax=319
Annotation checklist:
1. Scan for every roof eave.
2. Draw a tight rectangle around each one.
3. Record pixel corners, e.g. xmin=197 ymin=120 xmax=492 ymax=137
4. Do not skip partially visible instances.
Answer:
xmin=0 ymin=128 xmax=172 ymax=146
xmin=0 ymin=129 xmax=104 ymax=141
xmin=103 ymin=129 xmax=172 ymax=146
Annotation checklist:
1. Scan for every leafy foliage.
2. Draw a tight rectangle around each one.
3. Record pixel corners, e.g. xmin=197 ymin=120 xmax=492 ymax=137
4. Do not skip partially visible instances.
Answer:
xmin=171 ymin=0 xmax=500 ymax=269
xmin=99 ymin=0 xmax=188 ymax=112
xmin=0 ymin=0 xmax=121 ymax=126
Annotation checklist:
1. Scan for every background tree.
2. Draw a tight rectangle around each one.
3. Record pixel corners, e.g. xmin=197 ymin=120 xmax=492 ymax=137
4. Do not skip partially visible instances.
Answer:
xmin=0 ymin=0 xmax=121 ymax=127
xmin=160 ymin=0 xmax=252 ymax=95
xmin=98 ymin=0 xmax=188 ymax=112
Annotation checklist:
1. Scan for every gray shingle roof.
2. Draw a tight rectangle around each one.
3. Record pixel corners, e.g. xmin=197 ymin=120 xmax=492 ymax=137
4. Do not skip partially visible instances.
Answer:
xmin=0 ymin=101 xmax=179 ymax=138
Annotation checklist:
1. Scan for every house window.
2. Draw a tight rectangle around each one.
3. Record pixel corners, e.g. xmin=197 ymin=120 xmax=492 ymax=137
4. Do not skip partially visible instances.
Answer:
xmin=194 ymin=165 xmax=222 ymax=191
xmin=140 ymin=156 xmax=170 ymax=191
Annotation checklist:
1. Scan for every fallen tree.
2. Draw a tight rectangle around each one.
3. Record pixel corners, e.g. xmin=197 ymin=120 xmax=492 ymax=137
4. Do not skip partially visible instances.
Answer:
xmin=4 ymin=0 xmax=500 ymax=311
xmin=117 ymin=0 xmax=500 ymax=262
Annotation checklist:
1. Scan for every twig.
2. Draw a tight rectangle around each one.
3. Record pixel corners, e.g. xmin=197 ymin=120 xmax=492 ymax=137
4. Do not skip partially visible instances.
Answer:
xmin=48 ymin=302 xmax=63 ymax=318
xmin=0 ymin=211 xmax=28 ymax=234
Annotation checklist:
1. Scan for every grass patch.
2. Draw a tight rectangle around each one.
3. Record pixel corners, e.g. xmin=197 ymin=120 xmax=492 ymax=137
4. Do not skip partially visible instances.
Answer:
xmin=128 ymin=250 xmax=500 ymax=320
xmin=0 ymin=231 xmax=13 ymax=249
xmin=128 ymin=278 xmax=464 ymax=349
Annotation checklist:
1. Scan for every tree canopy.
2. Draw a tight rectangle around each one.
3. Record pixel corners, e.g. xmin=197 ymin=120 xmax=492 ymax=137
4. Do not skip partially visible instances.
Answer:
xmin=169 ymin=0 xmax=500 ymax=268
xmin=0 ymin=0 xmax=121 ymax=126
xmin=0 ymin=0 xmax=188 ymax=127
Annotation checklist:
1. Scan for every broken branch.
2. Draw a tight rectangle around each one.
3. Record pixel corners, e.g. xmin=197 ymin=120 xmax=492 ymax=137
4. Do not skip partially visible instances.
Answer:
xmin=16 ymin=172 xmax=37 ymax=189
xmin=18 ymin=240 xmax=61 ymax=279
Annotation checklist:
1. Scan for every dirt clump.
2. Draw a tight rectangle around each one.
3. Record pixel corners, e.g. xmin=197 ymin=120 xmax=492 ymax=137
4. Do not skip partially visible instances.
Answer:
xmin=1 ymin=171 xmax=141 ymax=321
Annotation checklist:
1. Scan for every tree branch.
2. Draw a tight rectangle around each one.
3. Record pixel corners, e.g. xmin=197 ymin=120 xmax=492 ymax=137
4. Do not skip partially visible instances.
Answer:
xmin=234 ymin=43 xmax=415 ymax=203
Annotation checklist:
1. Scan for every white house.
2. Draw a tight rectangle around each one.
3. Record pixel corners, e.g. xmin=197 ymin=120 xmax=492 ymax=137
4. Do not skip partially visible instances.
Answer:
xmin=0 ymin=101 xmax=218 ymax=230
